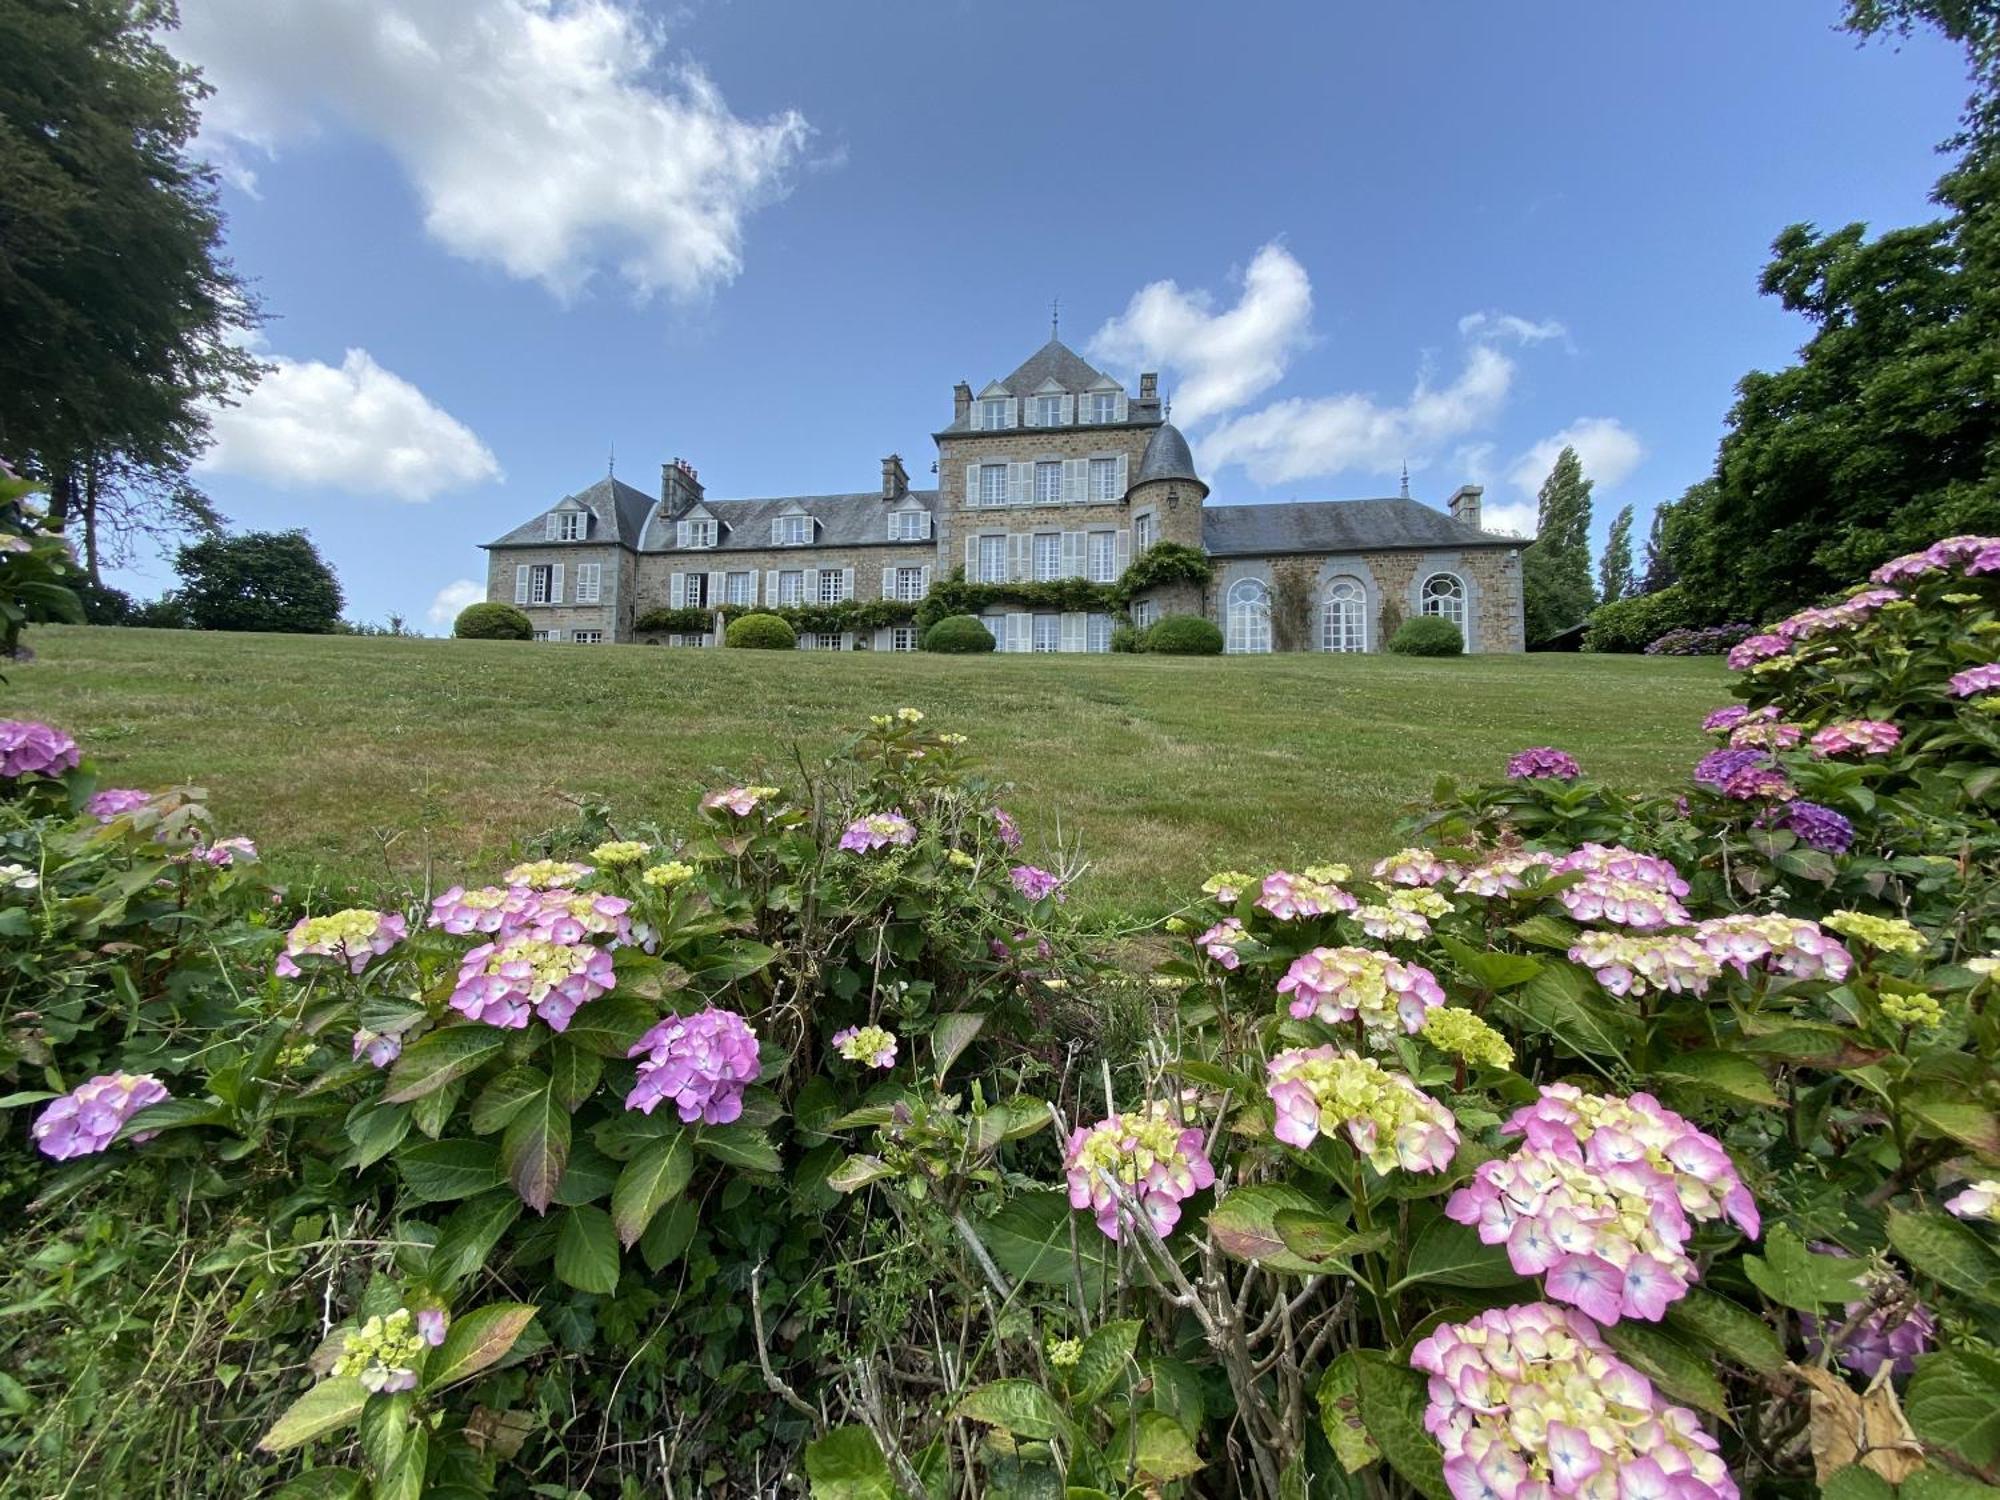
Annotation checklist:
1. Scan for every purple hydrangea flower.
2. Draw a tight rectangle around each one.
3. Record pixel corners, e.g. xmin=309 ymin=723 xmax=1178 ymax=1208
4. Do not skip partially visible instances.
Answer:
xmin=450 ymin=935 xmax=616 ymax=1031
xmin=275 ymin=909 xmax=408 ymax=977
xmin=1693 ymin=747 xmax=1766 ymax=792
xmin=416 ymin=1309 xmax=448 ymax=1346
xmin=1783 ymin=801 xmax=1854 ymax=854
xmin=839 ymin=810 xmax=917 ymax=852
xmin=1950 ymin=663 xmax=2000 ymax=698
xmin=352 ymin=1029 xmax=402 ymax=1068
xmin=1803 ymin=1259 xmax=1935 ymax=1378
xmin=1701 ymin=705 xmax=1762 ymax=735
xmin=1506 ymin=747 xmax=1582 ymax=780
xmin=0 ymin=720 xmax=79 ymax=780
xmin=1010 ymin=864 xmax=1062 ymax=901
xmin=32 ymin=1072 xmax=171 ymax=1159
xmin=1809 ymin=719 xmax=1902 ymax=758
xmin=85 ymin=788 xmax=153 ymax=822
xmin=1726 ymin=634 xmax=1791 ymax=670
xmin=991 ymin=808 xmax=1022 ymax=849
xmin=625 ymin=1007 xmax=761 ymax=1124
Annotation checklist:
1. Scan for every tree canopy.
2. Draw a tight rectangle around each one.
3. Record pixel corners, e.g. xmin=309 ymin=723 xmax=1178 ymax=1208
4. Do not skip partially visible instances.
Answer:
xmin=174 ymin=530 xmax=343 ymax=634
xmin=1521 ymin=446 xmax=1597 ymax=644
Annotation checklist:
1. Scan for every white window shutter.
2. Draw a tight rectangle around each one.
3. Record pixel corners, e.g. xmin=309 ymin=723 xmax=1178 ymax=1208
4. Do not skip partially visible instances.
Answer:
xmin=1008 ymin=533 xmax=1028 ymax=582
xmin=1062 ymin=458 xmax=1085 ymax=503
xmin=1022 ymin=398 xmax=1036 ymax=429
xmin=550 ymin=564 xmax=564 ymax=604
xmin=805 ymin=568 xmax=820 ymax=601
xmin=770 ymin=519 xmax=782 ymax=546
xmin=841 ymin=567 xmax=854 ymax=599
xmin=1115 ymin=392 xmax=1128 ymax=422
xmin=873 ymin=627 xmax=890 ymax=650
xmin=545 ymin=514 xmax=558 ymax=541
xmin=964 ymin=535 xmax=976 ymax=575
xmin=1061 ymin=612 xmax=1085 ymax=652
xmin=881 ymin=566 xmax=895 ymax=599
xmin=1060 ymin=394 xmax=1074 ymax=425
xmin=669 ymin=572 xmax=684 ymax=607
xmin=514 ymin=565 xmax=529 ymax=604
xmin=964 ymin=464 xmax=979 ymax=505
xmin=919 ymin=565 xmax=931 ymax=594
xmin=1062 ymin=530 xmax=1085 ymax=579
xmin=1003 ymin=397 xmax=1017 ymax=429
xmin=765 ymin=569 xmax=778 ymax=603
xmin=1006 ymin=613 xmax=1030 ymax=653
xmin=1115 ymin=528 xmax=1131 ymax=576
xmin=1116 ymin=454 xmax=1128 ymax=496
xmin=1008 ymin=462 xmax=1030 ymax=505
xmin=707 ymin=570 xmax=723 ymax=604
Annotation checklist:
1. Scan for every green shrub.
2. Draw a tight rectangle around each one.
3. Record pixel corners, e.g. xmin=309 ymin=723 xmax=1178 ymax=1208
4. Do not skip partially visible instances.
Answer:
xmin=1109 ymin=623 xmax=1139 ymax=653
xmin=1388 ymin=615 xmax=1463 ymax=655
xmin=1582 ymin=583 xmax=1700 ymax=652
xmin=635 ymin=606 xmax=715 ymax=635
xmin=922 ymin=614 xmax=995 ymax=653
xmin=1139 ymin=614 xmax=1223 ymax=655
xmin=452 ymin=601 xmax=532 ymax=640
xmin=724 ymin=611 xmax=798 ymax=649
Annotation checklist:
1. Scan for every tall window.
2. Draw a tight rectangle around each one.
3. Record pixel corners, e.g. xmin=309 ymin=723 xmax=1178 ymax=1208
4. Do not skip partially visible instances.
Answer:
xmin=677 ymin=519 xmax=716 ymax=548
xmin=819 ymin=570 xmax=849 ymax=603
xmin=575 ymin=563 xmax=602 ymax=604
xmin=1321 ymin=578 xmax=1367 ymax=653
xmin=1131 ymin=599 xmax=1159 ymax=630
xmin=1086 ymin=530 xmax=1116 ymax=583
xmin=1032 ymin=533 xmax=1061 ymax=582
xmin=1421 ymin=572 xmax=1467 ymax=634
xmin=1134 ymin=512 xmax=1157 ymax=551
xmin=980 ymin=398 xmax=1010 ymax=430
xmin=1086 ymin=613 xmax=1111 ymax=653
xmin=775 ymin=515 xmax=812 ymax=546
xmin=684 ymin=573 xmax=709 ymax=608
xmin=1034 ymin=461 xmax=1062 ymax=504
xmin=894 ymin=566 xmax=925 ymax=601
xmin=725 ymin=571 xmax=753 ymax=605
xmin=1035 ymin=395 xmax=1064 ymax=426
xmin=888 ymin=510 xmax=929 ymax=541
xmin=778 ymin=570 xmax=805 ymax=605
xmin=976 ymin=535 xmax=1007 ymax=583
xmin=1032 ymin=614 xmax=1060 ymax=653
xmin=1091 ymin=392 xmax=1118 ymax=423
xmin=529 ymin=565 xmax=553 ymax=604
xmin=1089 ymin=457 xmax=1120 ymax=501
xmin=979 ymin=464 xmax=1008 ymax=506
xmin=1226 ymin=578 xmax=1273 ymax=654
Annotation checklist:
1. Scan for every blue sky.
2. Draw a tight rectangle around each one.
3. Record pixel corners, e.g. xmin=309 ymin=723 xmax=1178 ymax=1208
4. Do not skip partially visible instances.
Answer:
xmin=142 ymin=0 xmax=1969 ymax=627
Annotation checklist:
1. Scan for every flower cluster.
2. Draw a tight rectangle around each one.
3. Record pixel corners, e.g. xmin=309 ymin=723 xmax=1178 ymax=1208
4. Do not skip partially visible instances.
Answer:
xmin=1196 ymin=916 xmax=1247 ymax=969
xmin=991 ymin=808 xmax=1022 ymax=849
xmin=1202 ymin=870 xmax=1254 ymax=903
xmin=625 ymin=1008 xmax=760 ymax=1124
xmin=516 ymin=889 xmax=634 ymax=945
xmin=0 ymin=862 xmax=38 ymax=891
xmin=0 ymin=719 xmax=79 ymax=779
xmin=1879 ymin=989 xmax=1944 ymax=1028
xmin=1725 ymin=633 xmax=1791 ymax=671
xmin=1809 ymin=719 xmax=1901 ymax=758
xmin=86 ymin=787 xmax=153 ymax=822
xmin=1420 ymin=1006 xmax=1516 ymax=1069
xmin=1727 ymin=719 xmax=1803 ymax=750
xmin=1871 ymin=534 xmax=2000 ymax=584
xmin=832 ymin=1024 xmax=898 ymax=1069
xmin=1824 ymin=909 xmax=1927 ymax=956
xmin=1692 ymin=913 xmax=1852 ymax=983
xmin=1558 ymin=872 xmax=1690 ymax=929
xmin=1009 ymin=863 xmax=1062 ymax=901
xmin=1412 ymin=1303 xmax=1736 ymax=1500
xmin=1770 ymin=588 xmax=1903 ymax=645
xmin=1701 ymin=704 xmax=1774 ymax=735
xmin=702 ymin=784 xmax=780 ymax=817
xmin=642 ymin=860 xmax=696 ymax=888
xmin=352 ymin=1029 xmax=402 ymax=1068
xmin=1802 ymin=1258 xmax=1936 ymax=1377
xmin=1277 ymin=946 xmax=1447 ymax=1035
xmin=1949 ymin=663 xmax=2000 ymax=698
xmin=1551 ymin=844 xmax=1690 ymax=896
xmin=1266 ymin=1046 xmax=1458 ymax=1173
xmin=839 ymin=811 xmax=916 ymax=852
xmin=1506 ymin=747 xmax=1581 ymax=780
xmin=1569 ymin=930 xmax=1721 ymax=997
xmin=502 ymin=858 xmax=592 ymax=889
xmin=1062 ymin=1101 xmax=1215 ymax=1241
xmin=1457 ymin=849 xmax=1558 ymax=898
xmin=1372 ymin=848 xmax=1459 ymax=887
xmin=1448 ymin=1086 xmax=1755 ymax=1324
xmin=32 ymin=1072 xmax=170 ymax=1160
xmin=1781 ymin=800 xmax=1854 ymax=854
xmin=1946 ymin=1181 xmax=2000 ymax=1222
xmin=450 ymin=935 xmax=616 ymax=1031
xmin=1354 ymin=902 xmax=1432 ymax=941
xmin=330 ymin=1307 xmax=446 ymax=1395
xmin=1255 ymin=869 xmax=1357 ymax=920
xmin=274 ymin=908 xmax=407 ymax=977
xmin=1693 ymin=747 xmax=1793 ymax=801
xmin=589 ymin=839 xmax=650 ymax=866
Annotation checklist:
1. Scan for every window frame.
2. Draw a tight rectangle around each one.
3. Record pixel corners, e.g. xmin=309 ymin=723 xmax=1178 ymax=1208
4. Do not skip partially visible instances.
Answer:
xmin=778 ymin=569 xmax=805 ymax=606
xmin=1088 ymin=457 xmax=1120 ymax=502
xmin=1420 ymin=572 xmax=1467 ymax=633
xmin=975 ymin=535 xmax=1007 ymax=584
xmin=571 ymin=630 xmax=604 ymax=645
xmin=575 ymin=562 xmax=602 ymax=604
xmin=684 ymin=573 xmax=709 ymax=609
xmin=529 ymin=565 xmax=553 ymax=605
xmin=1226 ymin=578 xmax=1274 ymax=655
xmin=1086 ymin=530 xmax=1116 ymax=584
xmin=813 ymin=630 xmax=842 ymax=651
xmin=1031 ymin=613 xmax=1060 ymax=653
xmin=1032 ymin=532 xmax=1061 ymax=583
xmin=724 ymin=571 xmax=753 ymax=606
xmin=818 ymin=570 xmax=849 ymax=604
xmin=895 ymin=566 xmax=925 ymax=602
xmin=556 ymin=511 xmax=583 ymax=542
xmin=890 ymin=625 xmax=919 ymax=653
xmin=1134 ymin=511 xmax=1158 ymax=551
xmin=1320 ymin=577 xmax=1367 ymax=653
xmin=1091 ymin=392 xmax=1118 ymax=424
xmin=1131 ymin=599 xmax=1159 ymax=631
xmin=1086 ymin=613 xmax=1111 ymax=653
xmin=980 ymin=398 xmax=1009 ymax=430
xmin=979 ymin=464 xmax=1008 ymax=507
xmin=888 ymin=509 xmax=929 ymax=541
xmin=1035 ymin=395 xmax=1063 ymax=427
xmin=1033 ymin=461 xmax=1063 ymax=505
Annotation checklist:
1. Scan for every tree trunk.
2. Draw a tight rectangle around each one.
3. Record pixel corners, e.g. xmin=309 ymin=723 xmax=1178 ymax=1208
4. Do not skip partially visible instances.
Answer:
xmin=46 ymin=460 xmax=74 ymax=531
xmin=81 ymin=454 xmax=101 ymax=581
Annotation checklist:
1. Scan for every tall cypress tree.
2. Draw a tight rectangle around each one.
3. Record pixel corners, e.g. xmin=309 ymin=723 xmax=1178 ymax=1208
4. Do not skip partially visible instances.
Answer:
xmin=1599 ymin=504 xmax=1635 ymax=604
xmin=1522 ymin=446 xmax=1597 ymax=643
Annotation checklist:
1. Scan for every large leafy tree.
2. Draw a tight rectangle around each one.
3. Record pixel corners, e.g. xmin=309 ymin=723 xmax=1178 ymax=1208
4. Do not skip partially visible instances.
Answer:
xmin=174 ymin=530 xmax=343 ymax=634
xmin=0 ymin=0 xmax=259 ymax=578
xmin=1598 ymin=504 xmax=1635 ymax=604
xmin=1521 ymin=446 xmax=1597 ymax=643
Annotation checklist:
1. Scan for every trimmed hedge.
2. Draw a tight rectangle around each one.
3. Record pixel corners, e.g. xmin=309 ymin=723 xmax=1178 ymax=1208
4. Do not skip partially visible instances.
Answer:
xmin=1140 ymin=614 xmax=1223 ymax=655
xmin=1582 ymin=584 xmax=1701 ymax=653
xmin=1388 ymin=616 xmax=1463 ymax=656
xmin=922 ymin=615 xmax=996 ymax=653
xmin=725 ymin=612 xmax=798 ymax=650
xmin=454 ymin=602 xmax=532 ymax=641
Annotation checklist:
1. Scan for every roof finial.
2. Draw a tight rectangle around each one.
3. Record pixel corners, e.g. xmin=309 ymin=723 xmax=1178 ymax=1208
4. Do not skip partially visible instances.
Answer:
xmin=1399 ymin=460 xmax=1410 ymax=499
xmin=1050 ymin=296 xmax=1059 ymax=341
xmin=607 ymin=441 xmax=615 ymax=479
xmin=1163 ymin=397 xmax=1172 ymax=421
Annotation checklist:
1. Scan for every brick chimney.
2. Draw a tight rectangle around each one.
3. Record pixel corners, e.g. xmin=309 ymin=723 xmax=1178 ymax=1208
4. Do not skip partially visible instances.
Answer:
xmin=882 ymin=453 xmax=909 ymax=501
xmin=660 ymin=457 xmax=704 ymax=519
xmin=1139 ymin=371 xmax=1158 ymax=403
xmin=1447 ymin=484 xmax=1484 ymax=532
xmin=952 ymin=381 xmax=972 ymax=426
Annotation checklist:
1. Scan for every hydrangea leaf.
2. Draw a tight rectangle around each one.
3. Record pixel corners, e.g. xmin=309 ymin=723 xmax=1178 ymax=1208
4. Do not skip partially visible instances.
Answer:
xmin=638 ymin=1196 xmax=698 ymax=1272
xmin=1066 ymin=1318 xmax=1140 ymax=1407
xmin=801 ymin=1424 xmax=897 ymax=1500
xmin=427 ymin=1191 xmax=523 ymax=1293
xmin=931 ymin=1011 xmax=985 ymax=1083
xmin=1435 ymin=934 xmax=1544 ymax=991
xmin=1394 ymin=1212 xmax=1519 ymax=1290
xmin=559 ymin=995 xmax=659 ymax=1059
xmin=1205 ymin=1184 xmax=1332 ymax=1274
xmin=1664 ymin=1288 xmax=1787 ymax=1374
xmin=467 ymin=1067 xmax=547 ymax=1137
xmin=550 ymin=1139 xmax=617 ymax=1206
xmin=1121 ymin=1409 xmax=1203 ymax=1482
xmin=1352 ymin=1350 xmax=1449 ymax=1500
xmin=1888 ymin=1209 xmax=2000 ymax=1305
xmin=1653 ymin=1050 xmax=1780 ymax=1107
xmin=693 ymin=1124 xmax=782 ymax=1173
xmin=1743 ymin=1224 xmax=1864 ymax=1311
xmin=826 ymin=1153 xmax=895 ymax=1194
xmin=395 ymin=1139 xmax=503 ymax=1204
xmin=1601 ymin=1319 xmax=1730 ymax=1417
xmin=553 ymin=1205 xmax=620 ymax=1294
xmin=501 ymin=1081 xmax=570 ymax=1213
xmin=258 ymin=1375 xmax=369 ymax=1453
xmin=611 ymin=1133 xmax=693 ymax=1247
xmin=1907 ymin=1349 xmax=2000 ymax=1468
xmin=954 ymin=1379 xmax=1071 ymax=1444
xmin=1271 ymin=1210 xmax=1388 ymax=1270
xmin=976 ymin=1190 xmax=1114 ymax=1295
xmin=271 ymin=1470 xmax=368 ymax=1500
xmin=547 ymin=1040 xmax=602 ymax=1113
xmin=422 ymin=1303 xmax=538 ymax=1392
xmin=383 ymin=1027 xmax=507 ymax=1105
xmin=1500 ymin=962 xmax=1638 ymax=1061
xmin=1316 ymin=1351 xmax=1381 ymax=1473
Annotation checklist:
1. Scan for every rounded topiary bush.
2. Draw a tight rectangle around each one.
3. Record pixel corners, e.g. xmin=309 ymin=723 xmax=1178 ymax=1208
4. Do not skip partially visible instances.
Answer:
xmin=1140 ymin=615 xmax=1223 ymax=655
xmin=923 ymin=615 xmax=995 ymax=653
xmin=454 ymin=602 xmax=532 ymax=640
xmin=1388 ymin=616 xmax=1464 ymax=656
xmin=725 ymin=612 xmax=798 ymax=650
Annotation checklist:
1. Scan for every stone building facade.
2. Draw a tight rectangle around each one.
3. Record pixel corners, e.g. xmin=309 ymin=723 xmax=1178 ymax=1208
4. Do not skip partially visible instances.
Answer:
xmin=481 ymin=337 xmax=1526 ymax=653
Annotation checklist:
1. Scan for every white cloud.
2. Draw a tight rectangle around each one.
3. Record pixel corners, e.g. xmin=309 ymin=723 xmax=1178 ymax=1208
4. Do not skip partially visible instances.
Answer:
xmin=428 ymin=578 xmax=486 ymax=627
xmin=1196 ymin=345 xmax=1517 ymax=488
xmin=198 ymin=349 xmax=501 ymax=501
xmin=1507 ymin=417 xmax=1646 ymax=499
xmin=1086 ymin=243 xmax=1313 ymax=426
xmin=174 ymin=0 xmax=810 ymax=301
xmin=1458 ymin=310 xmax=1568 ymax=345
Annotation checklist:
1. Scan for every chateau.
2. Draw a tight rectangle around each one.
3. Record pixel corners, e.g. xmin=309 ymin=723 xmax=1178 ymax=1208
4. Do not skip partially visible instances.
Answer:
xmin=482 ymin=337 xmax=1526 ymax=653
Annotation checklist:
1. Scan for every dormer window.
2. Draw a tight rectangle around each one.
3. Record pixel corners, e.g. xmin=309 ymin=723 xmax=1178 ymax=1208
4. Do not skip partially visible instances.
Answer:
xmin=888 ymin=510 xmax=931 ymax=542
xmin=1090 ymin=391 xmax=1119 ymax=424
xmin=773 ymin=514 xmax=813 ymax=546
xmin=979 ymin=397 xmax=1013 ymax=431
xmin=1035 ymin=395 xmax=1064 ymax=427
xmin=545 ymin=509 xmax=585 ymax=542
xmin=676 ymin=518 xmax=717 ymax=549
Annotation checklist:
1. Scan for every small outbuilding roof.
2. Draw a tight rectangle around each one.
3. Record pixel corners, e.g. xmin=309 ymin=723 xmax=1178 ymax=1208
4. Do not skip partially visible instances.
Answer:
xmin=1201 ymin=497 xmax=1519 ymax=557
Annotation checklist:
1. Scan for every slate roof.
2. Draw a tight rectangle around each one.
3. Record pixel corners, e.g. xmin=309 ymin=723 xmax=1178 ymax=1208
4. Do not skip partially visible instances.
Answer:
xmin=1136 ymin=423 xmax=1202 ymax=487
xmin=483 ymin=475 xmax=657 ymax=549
xmin=997 ymin=338 xmax=1114 ymax=395
xmin=1201 ymin=498 xmax=1520 ymax=557
xmin=646 ymin=489 xmax=942 ymax=554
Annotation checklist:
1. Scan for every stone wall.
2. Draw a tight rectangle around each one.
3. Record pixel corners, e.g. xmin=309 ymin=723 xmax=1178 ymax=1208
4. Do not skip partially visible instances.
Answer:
xmin=631 ymin=544 xmax=938 ymax=617
xmin=935 ymin=421 xmax=1156 ymax=576
xmin=1204 ymin=546 xmax=1526 ymax=654
xmin=485 ymin=544 xmax=628 ymax=642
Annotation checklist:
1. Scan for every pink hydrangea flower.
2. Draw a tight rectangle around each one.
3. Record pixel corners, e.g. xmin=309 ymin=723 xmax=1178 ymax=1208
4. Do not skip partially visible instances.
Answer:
xmin=181 ymin=835 xmax=256 ymax=867
xmin=0 ymin=720 xmax=79 ymax=779
xmin=1726 ymin=634 xmax=1791 ymax=670
xmin=1371 ymin=848 xmax=1460 ymax=887
xmin=1946 ymin=1180 xmax=2000 ymax=1223
xmin=1456 ymin=849 xmax=1559 ymax=898
xmin=839 ymin=811 xmax=917 ymax=852
xmin=991 ymin=808 xmax=1022 ymax=849
xmin=1277 ymin=946 xmax=1446 ymax=1036
xmin=1255 ymin=870 xmax=1358 ymax=920
xmin=86 ymin=788 xmax=152 ymax=822
xmin=625 ymin=1008 xmax=761 ymax=1124
xmin=1773 ymin=589 xmax=1901 ymax=644
xmin=1569 ymin=930 xmax=1722 ymax=998
xmin=450 ymin=935 xmax=616 ymax=1031
xmin=701 ymin=785 xmax=779 ymax=817
xmin=352 ymin=1029 xmax=402 ymax=1068
xmin=832 ymin=1024 xmax=898 ymax=1069
xmin=1558 ymin=872 xmax=1690 ymax=930
xmin=275 ymin=908 xmax=408 ymax=977
xmin=1010 ymin=864 xmax=1062 ymax=901
xmin=1701 ymin=704 xmax=1768 ymax=735
xmin=1872 ymin=535 xmax=2000 ymax=584
xmin=416 ymin=1309 xmax=448 ymax=1346
xmin=1692 ymin=913 xmax=1852 ymax=983
xmin=513 ymin=888 xmax=634 ymax=946
xmin=1809 ymin=719 xmax=1902 ymax=758
xmin=1506 ymin=747 xmax=1582 ymax=780
xmin=429 ymin=884 xmax=532 ymax=936
xmin=1950 ymin=664 xmax=2000 ymax=698
xmin=1196 ymin=916 xmax=1246 ymax=970
xmin=1728 ymin=719 xmax=1803 ymax=750
xmin=1551 ymin=844 xmax=1689 ymax=897
xmin=1063 ymin=1101 xmax=1214 ymax=1241
xmin=32 ymin=1072 xmax=170 ymax=1159
xmin=1266 ymin=1046 xmax=1457 ymax=1174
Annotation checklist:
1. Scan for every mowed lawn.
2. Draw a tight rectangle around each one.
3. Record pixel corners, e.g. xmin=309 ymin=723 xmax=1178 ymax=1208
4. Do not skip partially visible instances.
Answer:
xmin=11 ymin=627 xmax=1725 ymax=919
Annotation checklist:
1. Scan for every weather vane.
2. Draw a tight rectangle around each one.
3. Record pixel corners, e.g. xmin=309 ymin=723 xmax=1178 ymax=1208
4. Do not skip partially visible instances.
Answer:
xmin=1050 ymin=297 xmax=1059 ymax=339
xmin=608 ymin=442 xmax=615 ymax=479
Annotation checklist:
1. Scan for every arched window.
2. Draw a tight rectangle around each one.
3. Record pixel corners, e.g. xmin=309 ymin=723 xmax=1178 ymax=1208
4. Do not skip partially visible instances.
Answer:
xmin=1420 ymin=572 xmax=1467 ymax=635
xmin=1226 ymin=578 xmax=1272 ymax=654
xmin=1320 ymin=577 xmax=1367 ymax=653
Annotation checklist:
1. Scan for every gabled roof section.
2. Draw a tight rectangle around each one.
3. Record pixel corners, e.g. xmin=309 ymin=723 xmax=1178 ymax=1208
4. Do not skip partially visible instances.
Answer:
xmin=483 ymin=475 xmax=656 ymax=549
xmin=649 ymin=490 xmax=942 ymax=554
xmin=999 ymin=338 xmax=1112 ymax=395
xmin=1202 ymin=497 xmax=1521 ymax=558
